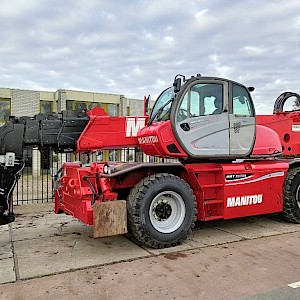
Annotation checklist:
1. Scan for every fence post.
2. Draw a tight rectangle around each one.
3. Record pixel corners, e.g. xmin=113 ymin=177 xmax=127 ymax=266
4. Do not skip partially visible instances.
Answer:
xmin=32 ymin=148 xmax=41 ymax=177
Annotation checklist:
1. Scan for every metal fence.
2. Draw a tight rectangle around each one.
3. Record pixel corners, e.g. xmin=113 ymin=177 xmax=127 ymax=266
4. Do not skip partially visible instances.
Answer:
xmin=13 ymin=147 xmax=174 ymax=205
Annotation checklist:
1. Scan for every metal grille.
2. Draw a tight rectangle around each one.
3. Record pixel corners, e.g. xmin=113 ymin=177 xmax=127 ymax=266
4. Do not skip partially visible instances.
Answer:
xmin=13 ymin=147 xmax=176 ymax=205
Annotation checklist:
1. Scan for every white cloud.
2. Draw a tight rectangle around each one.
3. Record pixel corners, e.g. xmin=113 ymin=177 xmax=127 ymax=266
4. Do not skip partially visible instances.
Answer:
xmin=240 ymin=46 xmax=268 ymax=56
xmin=133 ymin=66 xmax=143 ymax=75
xmin=100 ymin=11 xmax=116 ymax=22
xmin=195 ymin=9 xmax=209 ymax=19
xmin=107 ymin=79 xmax=117 ymax=87
xmin=162 ymin=36 xmax=174 ymax=45
xmin=0 ymin=0 xmax=299 ymax=113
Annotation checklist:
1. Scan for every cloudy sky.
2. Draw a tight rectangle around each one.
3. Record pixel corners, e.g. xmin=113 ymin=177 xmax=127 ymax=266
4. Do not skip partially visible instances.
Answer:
xmin=0 ymin=0 xmax=299 ymax=113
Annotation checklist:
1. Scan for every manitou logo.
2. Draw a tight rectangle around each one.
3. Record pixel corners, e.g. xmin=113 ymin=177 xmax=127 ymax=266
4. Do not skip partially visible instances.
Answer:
xmin=227 ymin=194 xmax=263 ymax=207
xmin=125 ymin=117 xmax=146 ymax=137
xmin=138 ymin=135 xmax=158 ymax=144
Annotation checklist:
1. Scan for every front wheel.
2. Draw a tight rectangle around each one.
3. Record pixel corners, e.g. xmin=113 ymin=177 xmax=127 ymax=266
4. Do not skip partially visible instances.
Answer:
xmin=281 ymin=167 xmax=300 ymax=223
xmin=127 ymin=173 xmax=197 ymax=248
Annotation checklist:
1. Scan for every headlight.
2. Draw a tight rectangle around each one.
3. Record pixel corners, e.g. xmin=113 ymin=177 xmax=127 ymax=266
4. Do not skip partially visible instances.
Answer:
xmin=103 ymin=164 xmax=110 ymax=174
xmin=103 ymin=164 xmax=109 ymax=174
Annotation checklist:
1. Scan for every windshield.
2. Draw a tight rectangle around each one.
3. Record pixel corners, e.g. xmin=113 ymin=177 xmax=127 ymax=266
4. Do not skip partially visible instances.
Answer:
xmin=149 ymin=87 xmax=174 ymax=123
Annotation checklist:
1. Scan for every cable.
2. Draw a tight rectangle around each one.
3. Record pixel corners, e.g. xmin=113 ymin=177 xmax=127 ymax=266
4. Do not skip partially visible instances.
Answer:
xmin=83 ymin=177 xmax=98 ymax=205
xmin=5 ymin=161 xmax=25 ymax=214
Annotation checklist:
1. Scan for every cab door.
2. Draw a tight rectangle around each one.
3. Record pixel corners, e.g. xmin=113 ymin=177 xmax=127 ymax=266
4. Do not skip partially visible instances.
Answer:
xmin=229 ymin=83 xmax=256 ymax=156
xmin=173 ymin=80 xmax=230 ymax=158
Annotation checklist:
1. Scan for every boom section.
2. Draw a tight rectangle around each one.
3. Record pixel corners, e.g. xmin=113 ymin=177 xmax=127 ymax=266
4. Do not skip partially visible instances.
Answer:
xmin=76 ymin=108 xmax=148 ymax=153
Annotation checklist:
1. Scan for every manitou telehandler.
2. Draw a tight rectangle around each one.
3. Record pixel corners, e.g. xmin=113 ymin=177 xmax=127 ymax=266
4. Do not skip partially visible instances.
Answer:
xmin=0 ymin=74 xmax=300 ymax=248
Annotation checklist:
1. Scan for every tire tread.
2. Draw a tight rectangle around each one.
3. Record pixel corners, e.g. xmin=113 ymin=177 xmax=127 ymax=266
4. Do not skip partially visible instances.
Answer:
xmin=281 ymin=167 xmax=300 ymax=223
xmin=127 ymin=173 xmax=197 ymax=248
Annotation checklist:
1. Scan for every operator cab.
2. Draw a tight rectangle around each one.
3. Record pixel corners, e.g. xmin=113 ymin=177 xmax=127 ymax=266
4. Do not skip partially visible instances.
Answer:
xmin=139 ymin=74 xmax=256 ymax=159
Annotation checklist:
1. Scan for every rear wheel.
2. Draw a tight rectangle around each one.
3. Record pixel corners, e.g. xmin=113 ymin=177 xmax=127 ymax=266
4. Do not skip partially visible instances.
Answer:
xmin=127 ymin=173 xmax=197 ymax=248
xmin=281 ymin=167 xmax=300 ymax=223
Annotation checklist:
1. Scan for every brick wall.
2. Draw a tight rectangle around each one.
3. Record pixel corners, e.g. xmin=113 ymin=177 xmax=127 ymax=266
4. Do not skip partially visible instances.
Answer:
xmin=120 ymin=95 xmax=128 ymax=116
xmin=128 ymin=98 xmax=144 ymax=116
xmin=11 ymin=89 xmax=40 ymax=117
xmin=57 ymin=89 xmax=67 ymax=112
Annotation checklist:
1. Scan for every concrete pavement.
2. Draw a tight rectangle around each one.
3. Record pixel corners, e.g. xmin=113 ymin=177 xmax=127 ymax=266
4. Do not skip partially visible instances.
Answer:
xmin=0 ymin=203 xmax=300 ymax=297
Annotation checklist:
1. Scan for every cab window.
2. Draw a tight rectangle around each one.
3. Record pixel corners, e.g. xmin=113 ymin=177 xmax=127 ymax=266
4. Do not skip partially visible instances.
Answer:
xmin=150 ymin=87 xmax=174 ymax=123
xmin=176 ymin=83 xmax=223 ymax=122
xmin=232 ymin=84 xmax=254 ymax=116
xmin=177 ymin=92 xmax=188 ymax=122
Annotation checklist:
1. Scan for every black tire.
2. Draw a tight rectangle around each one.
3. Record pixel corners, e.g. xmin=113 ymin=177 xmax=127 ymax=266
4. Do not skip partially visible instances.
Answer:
xmin=127 ymin=173 xmax=197 ymax=248
xmin=281 ymin=167 xmax=300 ymax=223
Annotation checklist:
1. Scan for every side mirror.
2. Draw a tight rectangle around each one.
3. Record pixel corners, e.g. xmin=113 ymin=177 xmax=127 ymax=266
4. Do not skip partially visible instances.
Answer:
xmin=248 ymin=87 xmax=255 ymax=92
xmin=144 ymin=95 xmax=150 ymax=116
xmin=173 ymin=78 xmax=182 ymax=93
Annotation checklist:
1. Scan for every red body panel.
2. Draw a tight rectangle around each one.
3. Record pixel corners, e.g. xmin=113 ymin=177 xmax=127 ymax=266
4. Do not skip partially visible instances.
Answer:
xmin=74 ymin=108 xmax=300 ymax=159
xmin=76 ymin=108 xmax=148 ymax=153
xmin=55 ymin=160 xmax=289 ymax=225
xmin=138 ymin=120 xmax=188 ymax=158
xmin=184 ymin=161 xmax=288 ymax=221
xmin=252 ymin=125 xmax=282 ymax=156
xmin=222 ymin=161 xmax=288 ymax=218
xmin=257 ymin=112 xmax=300 ymax=155
xmin=54 ymin=162 xmax=118 ymax=225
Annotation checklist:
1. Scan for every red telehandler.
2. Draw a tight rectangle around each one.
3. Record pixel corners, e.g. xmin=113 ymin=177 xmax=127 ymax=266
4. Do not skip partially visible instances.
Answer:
xmin=0 ymin=74 xmax=300 ymax=248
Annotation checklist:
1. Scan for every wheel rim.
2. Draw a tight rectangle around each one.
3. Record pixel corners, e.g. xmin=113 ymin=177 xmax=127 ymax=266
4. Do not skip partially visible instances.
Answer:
xmin=149 ymin=191 xmax=186 ymax=233
xmin=296 ymin=185 xmax=300 ymax=209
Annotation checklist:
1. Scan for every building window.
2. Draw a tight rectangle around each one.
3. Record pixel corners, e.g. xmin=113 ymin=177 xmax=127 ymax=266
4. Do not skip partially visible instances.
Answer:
xmin=66 ymin=100 xmax=74 ymax=110
xmin=66 ymin=100 xmax=117 ymax=115
xmin=108 ymin=104 xmax=119 ymax=116
xmin=89 ymin=102 xmax=103 ymax=109
xmin=109 ymin=150 xmax=118 ymax=161
xmin=0 ymin=99 xmax=10 ymax=126
xmin=40 ymin=101 xmax=53 ymax=113
xmin=75 ymin=101 xmax=87 ymax=110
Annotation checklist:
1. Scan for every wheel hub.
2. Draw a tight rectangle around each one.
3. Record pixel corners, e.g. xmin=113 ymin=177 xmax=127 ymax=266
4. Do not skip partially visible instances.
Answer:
xmin=153 ymin=199 xmax=172 ymax=221
xmin=149 ymin=191 xmax=186 ymax=234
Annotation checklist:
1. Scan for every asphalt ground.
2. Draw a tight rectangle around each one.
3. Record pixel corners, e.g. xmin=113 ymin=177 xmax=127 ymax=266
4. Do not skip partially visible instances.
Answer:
xmin=0 ymin=204 xmax=299 ymax=299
